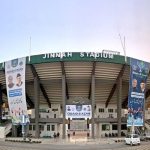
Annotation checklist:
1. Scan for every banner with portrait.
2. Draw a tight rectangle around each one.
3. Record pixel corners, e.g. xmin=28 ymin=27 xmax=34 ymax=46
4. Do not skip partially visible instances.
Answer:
xmin=66 ymin=105 xmax=91 ymax=119
xmin=5 ymin=57 xmax=29 ymax=125
xmin=0 ymin=88 xmax=2 ymax=106
xmin=127 ymin=58 xmax=149 ymax=126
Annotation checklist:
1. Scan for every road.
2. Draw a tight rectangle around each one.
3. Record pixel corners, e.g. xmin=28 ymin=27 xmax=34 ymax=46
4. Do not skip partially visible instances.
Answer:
xmin=0 ymin=141 xmax=150 ymax=150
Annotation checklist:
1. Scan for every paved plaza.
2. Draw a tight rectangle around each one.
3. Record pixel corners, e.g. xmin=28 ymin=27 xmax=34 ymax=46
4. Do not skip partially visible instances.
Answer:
xmin=0 ymin=137 xmax=150 ymax=150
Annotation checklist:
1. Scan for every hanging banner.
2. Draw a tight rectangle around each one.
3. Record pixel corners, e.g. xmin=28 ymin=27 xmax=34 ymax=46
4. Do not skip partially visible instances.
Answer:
xmin=0 ymin=87 xmax=2 ymax=105
xmin=127 ymin=58 xmax=149 ymax=126
xmin=66 ymin=105 xmax=91 ymax=119
xmin=5 ymin=58 xmax=29 ymax=125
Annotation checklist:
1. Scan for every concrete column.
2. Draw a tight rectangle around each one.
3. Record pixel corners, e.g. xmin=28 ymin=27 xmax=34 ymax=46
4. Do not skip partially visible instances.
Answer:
xmin=62 ymin=75 xmax=66 ymax=139
xmin=91 ymin=74 xmax=95 ymax=139
xmin=12 ymin=125 xmax=17 ymax=137
xmin=117 ymin=77 xmax=122 ymax=137
xmin=34 ymin=76 xmax=40 ymax=138
xmin=143 ymin=94 xmax=146 ymax=133
xmin=96 ymin=123 xmax=100 ymax=138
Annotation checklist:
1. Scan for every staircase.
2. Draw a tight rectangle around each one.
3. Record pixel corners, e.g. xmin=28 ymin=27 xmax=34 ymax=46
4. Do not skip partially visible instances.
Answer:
xmin=135 ymin=126 xmax=142 ymax=135
xmin=145 ymin=119 xmax=150 ymax=131
xmin=0 ymin=120 xmax=12 ymax=138
xmin=5 ymin=122 xmax=12 ymax=136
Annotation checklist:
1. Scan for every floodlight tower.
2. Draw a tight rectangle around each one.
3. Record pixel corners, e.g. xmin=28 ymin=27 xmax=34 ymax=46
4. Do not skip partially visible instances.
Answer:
xmin=119 ymin=34 xmax=127 ymax=63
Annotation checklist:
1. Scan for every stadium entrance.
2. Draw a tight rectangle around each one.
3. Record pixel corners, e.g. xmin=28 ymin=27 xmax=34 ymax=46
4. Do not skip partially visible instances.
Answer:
xmin=66 ymin=104 xmax=91 ymax=139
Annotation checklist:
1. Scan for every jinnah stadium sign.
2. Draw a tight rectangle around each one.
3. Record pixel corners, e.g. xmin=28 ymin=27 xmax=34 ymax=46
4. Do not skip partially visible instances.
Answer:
xmin=42 ymin=50 xmax=120 ymax=60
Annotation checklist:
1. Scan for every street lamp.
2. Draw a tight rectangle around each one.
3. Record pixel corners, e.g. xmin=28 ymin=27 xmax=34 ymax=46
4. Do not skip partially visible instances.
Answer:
xmin=131 ymin=114 xmax=135 ymax=134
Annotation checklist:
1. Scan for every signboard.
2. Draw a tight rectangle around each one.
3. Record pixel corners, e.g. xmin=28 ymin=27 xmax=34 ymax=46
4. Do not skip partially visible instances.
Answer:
xmin=127 ymin=58 xmax=149 ymax=126
xmin=43 ymin=52 xmax=114 ymax=59
xmin=66 ymin=105 xmax=92 ymax=119
xmin=5 ymin=57 xmax=29 ymax=125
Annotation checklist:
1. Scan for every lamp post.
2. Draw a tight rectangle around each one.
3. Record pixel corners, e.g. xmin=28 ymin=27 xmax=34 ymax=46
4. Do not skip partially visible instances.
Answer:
xmin=21 ymin=114 xmax=26 ymax=141
xmin=119 ymin=34 xmax=127 ymax=63
xmin=131 ymin=114 xmax=135 ymax=134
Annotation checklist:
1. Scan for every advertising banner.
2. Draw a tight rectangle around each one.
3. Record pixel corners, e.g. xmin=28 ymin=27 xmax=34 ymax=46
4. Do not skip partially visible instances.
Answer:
xmin=0 ymin=89 xmax=2 ymax=105
xmin=66 ymin=105 xmax=91 ymax=119
xmin=127 ymin=58 xmax=149 ymax=126
xmin=5 ymin=58 xmax=29 ymax=125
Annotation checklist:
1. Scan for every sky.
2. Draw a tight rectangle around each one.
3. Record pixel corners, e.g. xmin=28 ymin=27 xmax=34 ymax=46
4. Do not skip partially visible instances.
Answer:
xmin=0 ymin=0 xmax=150 ymax=62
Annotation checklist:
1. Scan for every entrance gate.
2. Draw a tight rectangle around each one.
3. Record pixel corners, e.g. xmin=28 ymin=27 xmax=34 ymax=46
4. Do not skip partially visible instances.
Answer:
xmin=66 ymin=104 xmax=91 ymax=139
xmin=70 ymin=119 xmax=89 ymax=137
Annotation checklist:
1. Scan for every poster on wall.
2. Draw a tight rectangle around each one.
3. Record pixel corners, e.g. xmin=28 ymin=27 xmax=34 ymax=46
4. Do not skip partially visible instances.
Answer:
xmin=127 ymin=58 xmax=149 ymax=126
xmin=66 ymin=105 xmax=91 ymax=119
xmin=5 ymin=57 xmax=29 ymax=125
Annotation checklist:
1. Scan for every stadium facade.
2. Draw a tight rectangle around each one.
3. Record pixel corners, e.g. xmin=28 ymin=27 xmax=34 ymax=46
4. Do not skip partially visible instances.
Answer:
xmin=0 ymin=52 xmax=150 ymax=139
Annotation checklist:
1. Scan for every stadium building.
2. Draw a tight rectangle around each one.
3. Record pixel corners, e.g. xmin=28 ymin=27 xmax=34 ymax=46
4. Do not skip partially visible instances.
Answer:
xmin=0 ymin=51 xmax=150 ymax=139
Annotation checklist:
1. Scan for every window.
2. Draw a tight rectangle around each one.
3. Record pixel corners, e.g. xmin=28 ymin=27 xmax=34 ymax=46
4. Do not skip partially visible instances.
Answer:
xmin=39 ymin=109 xmax=47 ymax=112
xmin=29 ymin=125 xmax=32 ymax=130
xmin=121 ymin=124 xmax=127 ymax=130
xmin=33 ymin=125 xmax=35 ymax=131
xmin=51 ymin=125 xmax=55 ymax=131
xmin=52 ymin=109 xmax=58 ymax=112
xmin=102 ymin=124 xmax=110 ymax=131
xmin=108 ymin=109 xmax=113 ymax=113
xmin=126 ymin=134 xmax=131 ymax=138
xmin=112 ymin=124 xmax=117 ymax=130
xmin=39 ymin=125 xmax=44 ymax=131
xmin=99 ymin=108 xmax=104 ymax=113
xmin=133 ymin=134 xmax=139 ymax=138
xmin=54 ymin=114 xmax=56 ymax=118
xmin=47 ymin=125 xmax=50 ymax=131
xmin=109 ymin=114 xmax=113 ymax=118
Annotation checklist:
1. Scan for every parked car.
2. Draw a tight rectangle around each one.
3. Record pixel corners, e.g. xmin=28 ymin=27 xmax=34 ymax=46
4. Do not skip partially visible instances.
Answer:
xmin=125 ymin=134 xmax=140 ymax=146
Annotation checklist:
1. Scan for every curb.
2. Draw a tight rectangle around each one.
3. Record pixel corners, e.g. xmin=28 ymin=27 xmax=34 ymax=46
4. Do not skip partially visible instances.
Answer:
xmin=5 ymin=139 xmax=42 ymax=143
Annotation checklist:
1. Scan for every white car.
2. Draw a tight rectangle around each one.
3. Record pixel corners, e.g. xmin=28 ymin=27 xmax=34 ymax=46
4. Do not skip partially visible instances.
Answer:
xmin=125 ymin=134 xmax=140 ymax=146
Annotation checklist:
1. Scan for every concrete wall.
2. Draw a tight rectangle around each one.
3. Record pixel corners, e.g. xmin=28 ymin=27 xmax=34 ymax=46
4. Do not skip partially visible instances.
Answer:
xmin=0 ymin=127 xmax=5 ymax=138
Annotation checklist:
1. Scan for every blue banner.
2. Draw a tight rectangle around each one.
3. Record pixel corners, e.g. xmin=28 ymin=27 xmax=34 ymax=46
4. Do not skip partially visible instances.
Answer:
xmin=127 ymin=58 xmax=149 ymax=126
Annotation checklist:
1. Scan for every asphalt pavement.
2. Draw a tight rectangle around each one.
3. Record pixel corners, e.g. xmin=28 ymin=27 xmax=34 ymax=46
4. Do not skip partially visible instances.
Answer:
xmin=0 ymin=137 xmax=150 ymax=150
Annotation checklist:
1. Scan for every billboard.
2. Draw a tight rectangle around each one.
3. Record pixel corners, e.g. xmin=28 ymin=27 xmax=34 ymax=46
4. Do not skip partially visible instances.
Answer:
xmin=5 ymin=58 xmax=29 ymax=125
xmin=127 ymin=58 xmax=149 ymax=126
xmin=66 ymin=105 xmax=91 ymax=119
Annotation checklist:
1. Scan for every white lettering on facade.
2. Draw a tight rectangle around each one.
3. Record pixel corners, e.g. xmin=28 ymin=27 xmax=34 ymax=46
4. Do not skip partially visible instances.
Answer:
xmin=67 ymin=52 xmax=72 ymax=57
xmin=55 ymin=53 xmax=61 ymax=58
xmin=103 ymin=53 xmax=108 ymax=58
xmin=50 ymin=53 xmax=55 ymax=58
xmin=61 ymin=52 xmax=66 ymax=58
xmin=43 ymin=54 xmax=47 ymax=59
xmin=80 ymin=52 xmax=84 ymax=57
xmin=90 ymin=52 xmax=95 ymax=57
xmin=43 ymin=52 xmax=115 ymax=59
xmin=109 ymin=53 xmax=114 ymax=59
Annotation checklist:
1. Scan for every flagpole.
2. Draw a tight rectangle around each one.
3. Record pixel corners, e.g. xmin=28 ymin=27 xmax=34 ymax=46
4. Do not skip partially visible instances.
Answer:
xmin=28 ymin=36 xmax=31 ymax=62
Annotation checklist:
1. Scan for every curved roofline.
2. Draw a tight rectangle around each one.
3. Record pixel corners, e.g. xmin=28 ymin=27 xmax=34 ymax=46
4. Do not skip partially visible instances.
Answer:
xmin=0 ymin=52 xmax=148 ymax=70
xmin=27 ymin=52 xmax=129 ymax=64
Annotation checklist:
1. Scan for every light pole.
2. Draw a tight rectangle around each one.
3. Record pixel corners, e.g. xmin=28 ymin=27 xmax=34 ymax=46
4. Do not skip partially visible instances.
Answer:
xmin=131 ymin=114 xmax=135 ymax=134
xmin=21 ymin=115 xmax=26 ymax=141
xmin=119 ymin=34 xmax=127 ymax=63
